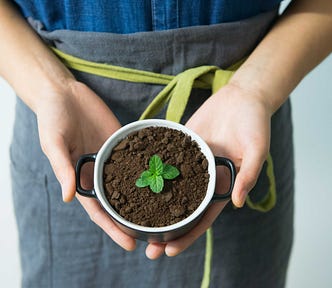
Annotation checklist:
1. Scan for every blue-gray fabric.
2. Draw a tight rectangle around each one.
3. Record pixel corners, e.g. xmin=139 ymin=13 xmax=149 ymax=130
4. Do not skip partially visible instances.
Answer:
xmin=11 ymin=9 xmax=294 ymax=288
xmin=13 ymin=0 xmax=282 ymax=33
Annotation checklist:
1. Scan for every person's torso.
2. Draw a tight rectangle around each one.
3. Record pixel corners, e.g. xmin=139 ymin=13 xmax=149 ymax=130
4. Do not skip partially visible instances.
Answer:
xmin=13 ymin=0 xmax=282 ymax=33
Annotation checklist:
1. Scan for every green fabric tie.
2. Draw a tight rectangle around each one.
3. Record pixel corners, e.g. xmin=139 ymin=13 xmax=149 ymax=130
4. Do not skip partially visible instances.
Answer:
xmin=139 ymin=65 xmax=236 ymax=122
xmin=51 ymin=47 xmax=277 ymax=288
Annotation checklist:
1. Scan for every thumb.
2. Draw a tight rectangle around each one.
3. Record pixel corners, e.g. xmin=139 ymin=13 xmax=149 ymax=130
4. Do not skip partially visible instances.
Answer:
xmin=41 ymin=137 xmax=76 ymax=202
xmin=232 ymin=151 xmax=265 ymax=208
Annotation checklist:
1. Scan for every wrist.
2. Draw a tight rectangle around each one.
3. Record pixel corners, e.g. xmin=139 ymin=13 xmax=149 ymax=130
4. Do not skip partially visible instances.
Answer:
xmin=22 ymin=65 xmax=76 ymax=114
xmin=228 ymin=0 xmax=332 ymax=115
xmin=34 ymin=76 xmax=80 ymax=116
xmin=227 ymin=73 xmax=276 ymax=117
xmin=0 ymin=0 xmax=75 ymax=113
xmin=228 ymin=60 xmax=290 ymax=115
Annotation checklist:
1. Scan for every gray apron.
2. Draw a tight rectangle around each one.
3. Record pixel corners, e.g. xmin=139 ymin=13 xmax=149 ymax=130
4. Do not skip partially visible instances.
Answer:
xmin=10 ymin=9 xmax=294 ymax=288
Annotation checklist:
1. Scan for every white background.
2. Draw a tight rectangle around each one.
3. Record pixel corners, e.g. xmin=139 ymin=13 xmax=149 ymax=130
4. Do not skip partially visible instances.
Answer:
xmin=0 ymin=3 xmax=331 ymax=288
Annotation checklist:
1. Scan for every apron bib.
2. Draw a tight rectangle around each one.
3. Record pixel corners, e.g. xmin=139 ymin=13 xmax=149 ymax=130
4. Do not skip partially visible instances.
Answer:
xmin=11 ymin=9 xmax=294 ymax=288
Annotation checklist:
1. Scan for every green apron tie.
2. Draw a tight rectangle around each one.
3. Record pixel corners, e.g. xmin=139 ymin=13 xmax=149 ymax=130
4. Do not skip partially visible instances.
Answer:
xmin=139 ymin=65 xmax=237 ymax=122
xmin=51 ymin=47 xmax=277 ymax=288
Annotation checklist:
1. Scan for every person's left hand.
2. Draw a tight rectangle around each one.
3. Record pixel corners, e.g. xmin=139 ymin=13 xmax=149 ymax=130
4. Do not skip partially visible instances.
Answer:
xmin=36 ymin=80 xmax=137 ymax=252
xmin=145 ymin=82 xmax=273 ymax=259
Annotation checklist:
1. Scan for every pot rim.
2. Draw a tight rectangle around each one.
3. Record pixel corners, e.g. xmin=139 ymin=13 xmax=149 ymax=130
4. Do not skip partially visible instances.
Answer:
xmin=94 ymin=119 xmax=216 ymax=233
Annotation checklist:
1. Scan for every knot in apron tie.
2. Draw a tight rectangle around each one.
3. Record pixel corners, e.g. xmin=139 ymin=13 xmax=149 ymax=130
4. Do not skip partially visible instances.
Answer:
xmin=140 ymin=65 xmax=232 ymax=122
xmin=51 ymin=47 xmax=277 ymax=288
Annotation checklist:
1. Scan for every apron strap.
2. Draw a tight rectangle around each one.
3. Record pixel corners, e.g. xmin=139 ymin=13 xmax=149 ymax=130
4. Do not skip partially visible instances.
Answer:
xmin=51 ymin=47 xmax=277 ymax=288
xmin=140 ymin=65 xmax=219 ymax=122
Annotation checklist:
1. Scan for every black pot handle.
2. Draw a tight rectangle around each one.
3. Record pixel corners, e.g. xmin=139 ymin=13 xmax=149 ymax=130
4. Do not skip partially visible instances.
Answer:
xmin=75 ymin=153 xmax=97 ymax=198
xmin=212 ymin=157 xmax=236 ymax=202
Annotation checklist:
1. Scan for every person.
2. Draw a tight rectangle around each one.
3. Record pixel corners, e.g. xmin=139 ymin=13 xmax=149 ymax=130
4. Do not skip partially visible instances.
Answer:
xmin=0 ymin=0 xmax=331 ymax=287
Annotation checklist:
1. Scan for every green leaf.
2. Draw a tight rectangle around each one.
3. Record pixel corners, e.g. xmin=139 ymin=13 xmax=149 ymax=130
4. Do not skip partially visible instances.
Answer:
xmin=149 ymin=155 xmax=163 ymax=175
xmin=149 ymin=175 xmax=164 ymax=193
xmin=136 ymin=155 xmax=180 ymax=193
xmin=135 ymin=170 xmax=153 ymax=187
xmin=162 ymin=164 xmax=180 ymax=180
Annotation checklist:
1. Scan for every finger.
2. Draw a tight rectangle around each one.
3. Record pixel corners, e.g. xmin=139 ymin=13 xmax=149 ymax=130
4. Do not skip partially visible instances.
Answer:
xmin=165 ymin=201 xmax=228 ymax=257
xmin=77 ymin=194 xmax=136 ymax=252
xmin=231 ymin=150 xmax=265 ymax=208
xmin=41 ymin=136 xmax=76 ymax=202
xmin=145 ymin=243 xmax=166 ymax=260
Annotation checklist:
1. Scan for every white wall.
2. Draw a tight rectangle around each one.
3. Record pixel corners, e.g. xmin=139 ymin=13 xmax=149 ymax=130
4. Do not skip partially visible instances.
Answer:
xmin=0 ymin=77 xmax=20 ymax=287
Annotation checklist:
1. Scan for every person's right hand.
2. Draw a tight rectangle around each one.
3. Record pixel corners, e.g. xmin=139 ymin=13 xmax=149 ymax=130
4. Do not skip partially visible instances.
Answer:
xmin=0 ymin=0 xmax=136 ymax=252
xmin=35 ymin=80 xmax=136 ymax=252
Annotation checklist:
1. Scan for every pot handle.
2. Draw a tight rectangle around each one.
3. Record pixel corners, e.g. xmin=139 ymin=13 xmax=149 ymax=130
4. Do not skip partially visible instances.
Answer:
xmin=212 ymin=157 xmax=236 ymax=202
xmin=75 ymin=153 xmax=97 ymax=198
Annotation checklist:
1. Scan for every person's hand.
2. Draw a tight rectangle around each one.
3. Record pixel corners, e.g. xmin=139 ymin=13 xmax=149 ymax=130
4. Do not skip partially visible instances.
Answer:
xmin=36 ymin=80 xmax=136 ymax=252
xmin=145 ymin=82 xmax=273 ymax=259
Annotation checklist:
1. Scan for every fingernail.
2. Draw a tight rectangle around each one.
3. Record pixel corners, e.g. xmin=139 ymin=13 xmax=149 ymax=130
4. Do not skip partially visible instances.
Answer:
xmin=165 ymin=245 xmax=178 ymax=257
xmin=61 ymin=182 xmax=69 ymax=202
xmin=239 ymin=191 xmax=248 ymax=207
xmin=233 ymin=191 xmax=247 ymax=208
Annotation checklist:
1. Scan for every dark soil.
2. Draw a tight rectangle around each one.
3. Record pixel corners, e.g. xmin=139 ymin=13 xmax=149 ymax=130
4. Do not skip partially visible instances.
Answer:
xmin=103 ymin=126 xmax=209 ymax=227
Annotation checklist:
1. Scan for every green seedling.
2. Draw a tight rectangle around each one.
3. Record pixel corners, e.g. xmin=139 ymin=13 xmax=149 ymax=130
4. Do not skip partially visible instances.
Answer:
xmin=135 ymin=154 xmax=180 ymax=193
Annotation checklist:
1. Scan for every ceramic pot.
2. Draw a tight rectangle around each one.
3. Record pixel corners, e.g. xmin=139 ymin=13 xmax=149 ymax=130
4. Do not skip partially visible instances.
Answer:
xmin=75 ymin=119 xmax=236 ymax=242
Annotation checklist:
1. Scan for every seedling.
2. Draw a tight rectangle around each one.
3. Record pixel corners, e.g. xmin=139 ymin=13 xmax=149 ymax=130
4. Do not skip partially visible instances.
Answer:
xmin=136 ymin=154 xmax=180 ymax=193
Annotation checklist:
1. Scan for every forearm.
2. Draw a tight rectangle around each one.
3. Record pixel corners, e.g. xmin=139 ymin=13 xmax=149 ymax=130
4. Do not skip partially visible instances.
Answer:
xmin=0 ymin=0 xmax=74 ymax=113
xmin=230 ymin=0 xmax=332 ymax=114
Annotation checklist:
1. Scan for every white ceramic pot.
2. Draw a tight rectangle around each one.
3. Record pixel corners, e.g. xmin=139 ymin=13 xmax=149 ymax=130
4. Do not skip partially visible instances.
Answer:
xmin=75 ymin=119 xmax=236 ymax=242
